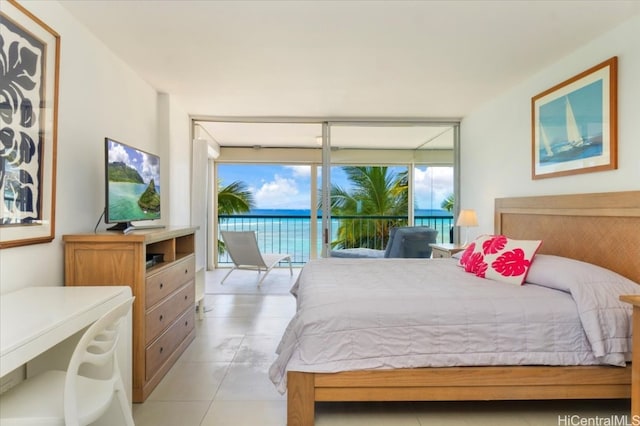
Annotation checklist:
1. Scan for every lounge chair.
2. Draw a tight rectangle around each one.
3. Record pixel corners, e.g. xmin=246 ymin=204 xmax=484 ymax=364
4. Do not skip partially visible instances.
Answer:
xmin=220 ymin=230 xmax=293 ymax=286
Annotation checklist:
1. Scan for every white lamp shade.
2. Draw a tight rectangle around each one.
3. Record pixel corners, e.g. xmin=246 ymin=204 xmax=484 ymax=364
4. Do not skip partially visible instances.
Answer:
xmin=456 ymin=209 xmax=478 ymax=227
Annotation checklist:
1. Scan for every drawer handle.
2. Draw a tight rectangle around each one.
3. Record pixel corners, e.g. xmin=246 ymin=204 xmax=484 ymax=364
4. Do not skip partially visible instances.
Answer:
xmin=159 ymin=314 xmax=164 ymax=321
xmin=159 ymin=347 xmax=164 ymax=354
xmin=159 ymin=283 xmax=164 ymax=289
xmin=184 ymin=295 xmax=188 ymax=300
xmin=185 ymin=320 xmax=189 ymax=327
xmin=184 ymin=269 xmax=188 ymax=274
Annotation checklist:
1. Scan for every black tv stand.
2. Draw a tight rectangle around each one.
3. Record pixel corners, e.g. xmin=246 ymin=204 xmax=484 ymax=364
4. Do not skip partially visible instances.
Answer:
xmin=106 ymin=222 xmax=132 ymax=232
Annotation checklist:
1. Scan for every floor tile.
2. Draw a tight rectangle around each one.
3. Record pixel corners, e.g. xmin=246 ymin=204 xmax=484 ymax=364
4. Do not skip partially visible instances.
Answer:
xmin=177 ymin=334 xmax=244 ymax=363
xmin=132 ymin=400 xmax=211 ymax=426
xmin=413 ymin=400 xmax=630 ymax=426
xmin=245 ymin=316 xmax=293 ymax=337
xmin=233 ymin=335 xmax=282 ymax=364
xmin=195 ymin=315 xmax=261 ymax=337
xmin=215 ymin=362 xmax=285 ymax=401
xmin=147 ymin=361 xmax=229 ymax=401
xmin=204 ymin=298 xmax=294 ymax=319
xmin=200 ymin=400 xmax=287 ymax=426
xmin=315 ymin=402 xmax=421 ymax=426
xmin=206 ymin=268 xmax=300 ymax=295
xmin=517 ymin=399 xmax=630 ymax=425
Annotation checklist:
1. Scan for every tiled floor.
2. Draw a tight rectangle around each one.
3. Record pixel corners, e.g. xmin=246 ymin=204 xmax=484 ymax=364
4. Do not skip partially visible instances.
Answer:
xmin=132 ymin=268 xmax=630 ymax=426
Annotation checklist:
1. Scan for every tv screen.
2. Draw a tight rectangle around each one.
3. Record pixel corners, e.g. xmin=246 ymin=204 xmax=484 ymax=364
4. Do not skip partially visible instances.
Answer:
xmin=105 ymin=138 xmax=161 ymax=231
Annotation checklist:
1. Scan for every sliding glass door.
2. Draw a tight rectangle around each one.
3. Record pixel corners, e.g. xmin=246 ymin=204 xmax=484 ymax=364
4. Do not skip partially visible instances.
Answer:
xmin=194 ymin=118 xmax=458 ymax=266
xmin=322 ymin=122 xmax=456 ymax=257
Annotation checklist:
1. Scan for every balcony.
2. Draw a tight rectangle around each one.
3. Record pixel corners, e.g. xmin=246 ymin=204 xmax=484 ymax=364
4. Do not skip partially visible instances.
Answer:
xmin=218 ymin=214 xmax=454 ymax=265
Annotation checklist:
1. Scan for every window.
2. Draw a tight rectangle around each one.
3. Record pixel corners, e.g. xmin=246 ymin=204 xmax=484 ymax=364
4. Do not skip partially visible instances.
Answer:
xmin=194 ymin=119 xmax=458 ymax=266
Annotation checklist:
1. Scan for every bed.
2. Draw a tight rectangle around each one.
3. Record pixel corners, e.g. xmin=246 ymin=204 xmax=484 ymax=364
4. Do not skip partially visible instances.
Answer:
xmin=269 ymin=190 xmax=640 ymax=426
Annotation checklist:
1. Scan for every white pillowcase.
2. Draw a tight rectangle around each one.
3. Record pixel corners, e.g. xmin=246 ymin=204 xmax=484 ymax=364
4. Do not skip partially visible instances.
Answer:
xmin=525 ymin=254 xmax=640 ymax=364
xmin=526 ymin=254 xmax=639 ymax=291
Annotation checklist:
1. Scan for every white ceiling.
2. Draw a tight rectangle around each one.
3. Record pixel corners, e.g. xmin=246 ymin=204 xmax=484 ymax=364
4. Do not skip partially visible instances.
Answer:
xmin=59 ymin=0 xmax=640 ymax=148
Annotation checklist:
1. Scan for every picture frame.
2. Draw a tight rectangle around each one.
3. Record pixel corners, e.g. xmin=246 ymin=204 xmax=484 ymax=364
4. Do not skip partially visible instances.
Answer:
xmin=531 ymin=57 xmax=617 ymax=180
xmin=0 ymin=0 xmax=60 ymax=248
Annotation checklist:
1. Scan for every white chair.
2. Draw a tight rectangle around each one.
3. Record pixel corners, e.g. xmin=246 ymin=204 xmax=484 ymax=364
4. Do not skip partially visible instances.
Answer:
xmin=220 ymin=230 xmax=293 ymax=286
xmin=0 ymin=297 xmax=135 ymax=426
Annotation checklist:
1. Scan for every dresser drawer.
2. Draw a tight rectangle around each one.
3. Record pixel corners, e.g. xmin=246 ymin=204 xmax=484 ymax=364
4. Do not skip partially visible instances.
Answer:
xmin=146 ymin=255 xmax=195 ymax=307
xmin=145 ymin=307 xmax=195 ymax=380
xmin=145 ymin=280 xmax=195 ymax=344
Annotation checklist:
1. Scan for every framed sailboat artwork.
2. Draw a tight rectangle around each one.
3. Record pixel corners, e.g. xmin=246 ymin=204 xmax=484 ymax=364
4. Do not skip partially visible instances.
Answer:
xmin=531 ymin=57 xmax=617 ymax=180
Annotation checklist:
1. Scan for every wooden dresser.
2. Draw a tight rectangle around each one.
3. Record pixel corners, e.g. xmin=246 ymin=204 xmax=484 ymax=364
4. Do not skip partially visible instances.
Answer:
xmin=63 ymin=227 xmax=197 ymax=402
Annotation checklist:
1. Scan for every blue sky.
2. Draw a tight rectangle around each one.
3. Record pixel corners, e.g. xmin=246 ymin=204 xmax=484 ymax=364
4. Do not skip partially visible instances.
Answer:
xmin=107 ymin=139 xmax=161 ymax=184
xmin=218 ymin=164 xmax=453 ymax=210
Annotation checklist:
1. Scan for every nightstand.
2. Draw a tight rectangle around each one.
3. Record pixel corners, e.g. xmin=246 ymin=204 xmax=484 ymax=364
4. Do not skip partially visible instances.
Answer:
xmin=429 ymin=243 xmax=466 ymax=258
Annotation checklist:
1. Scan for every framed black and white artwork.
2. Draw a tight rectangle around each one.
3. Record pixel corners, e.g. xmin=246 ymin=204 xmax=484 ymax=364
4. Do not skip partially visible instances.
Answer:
xmin=0 ymin=0 xmax=59 ymax=248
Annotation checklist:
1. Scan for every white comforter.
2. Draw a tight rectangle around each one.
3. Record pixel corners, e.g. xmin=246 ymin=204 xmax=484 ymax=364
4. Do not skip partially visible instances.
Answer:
xmin=269 ymin=257 xmax=636 ymax=394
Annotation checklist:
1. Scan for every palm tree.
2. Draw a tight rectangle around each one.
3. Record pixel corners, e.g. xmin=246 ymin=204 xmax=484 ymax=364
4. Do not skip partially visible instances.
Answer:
xmin=218 ymin=179 xmax=254 ymax=254
xmin=441 ymin=193 xmax=454 ymax=212
xmin=329 ymin=166 xmax=407 ymax=250
xmin=441 ymin=193 xmax=455 ymax=243
xmin=218 ymin=180 xmax=254 ymax=215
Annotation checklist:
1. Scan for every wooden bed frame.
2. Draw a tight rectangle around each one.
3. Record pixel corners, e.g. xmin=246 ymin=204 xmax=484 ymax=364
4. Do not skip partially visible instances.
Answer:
xmin=287 ymin=190 xmax=640 ymax=425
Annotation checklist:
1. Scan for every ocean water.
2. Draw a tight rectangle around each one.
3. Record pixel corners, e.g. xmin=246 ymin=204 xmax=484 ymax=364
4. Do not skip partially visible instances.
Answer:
xmin=243 ymin=209 xmax=451 ymax=217
xmin=539 ymin=143 xmax=603 ymax=165
xmin=219 ymin=209 xmax=453 ymax=264
xmin=107 ymin=182 xmax=161 ymax=221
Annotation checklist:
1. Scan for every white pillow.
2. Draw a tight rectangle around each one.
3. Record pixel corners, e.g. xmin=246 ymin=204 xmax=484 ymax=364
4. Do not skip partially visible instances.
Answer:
xmin=525 ymin=254 xmax=640 ymax=364
xmin=526 ymin=254 xmax=639 ymax=291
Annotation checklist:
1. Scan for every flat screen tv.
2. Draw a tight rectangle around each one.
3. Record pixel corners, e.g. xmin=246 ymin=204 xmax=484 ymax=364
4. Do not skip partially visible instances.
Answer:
xmin=105 ymin=138 xmax=161 ymax=232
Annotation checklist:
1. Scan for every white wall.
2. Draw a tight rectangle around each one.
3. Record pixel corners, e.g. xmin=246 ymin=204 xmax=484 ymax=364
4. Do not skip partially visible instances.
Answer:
xmin=460 ymin=15 xmax=640 ymax=238
xmin=161 ymin=94 xmax=192 ymax=227
xmin=0 ymin=1 xmax=166 ymax=293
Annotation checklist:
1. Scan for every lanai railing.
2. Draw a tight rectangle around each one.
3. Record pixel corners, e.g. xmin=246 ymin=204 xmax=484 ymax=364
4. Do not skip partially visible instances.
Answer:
xmin=218 ymin=214 xmax=454 ymax=266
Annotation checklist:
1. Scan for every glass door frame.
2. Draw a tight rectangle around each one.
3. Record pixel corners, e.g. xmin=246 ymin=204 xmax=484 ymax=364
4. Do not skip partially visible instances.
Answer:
xmin=193 ymin=116 xmax=460 ymax=266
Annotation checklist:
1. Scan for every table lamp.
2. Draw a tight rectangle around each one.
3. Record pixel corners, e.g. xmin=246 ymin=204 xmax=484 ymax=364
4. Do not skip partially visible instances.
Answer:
xmin=456 ymin=209 xmax=478 ymax=246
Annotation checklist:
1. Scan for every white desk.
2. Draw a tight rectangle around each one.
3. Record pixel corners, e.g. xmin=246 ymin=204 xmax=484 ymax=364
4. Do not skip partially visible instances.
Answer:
xmin=0 ymin=285 xmax=134 ymax=423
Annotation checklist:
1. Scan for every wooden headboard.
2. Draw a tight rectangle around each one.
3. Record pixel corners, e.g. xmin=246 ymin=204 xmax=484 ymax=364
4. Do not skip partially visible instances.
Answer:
xmin=495 ymin=191 xmax=640 ymax=284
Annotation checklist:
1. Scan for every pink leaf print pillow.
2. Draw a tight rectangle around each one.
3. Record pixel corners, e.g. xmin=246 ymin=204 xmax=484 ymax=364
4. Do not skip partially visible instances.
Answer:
xmin=482 ymin=235 xmax=507 ymax=255
xmin=491 ymin=248 xmax=531 ymax=277
xmin=458 ymin=235 xmax=542 ymax=285
xmin=458 ymin=241 xmax=477 ymax=268
xmin=484 ymin=240 xmax=542 ymax=285
xmin=458 ymin=235 xmax=492 ymax=269
xmin=465 ymin=251 xmax=486 ymax=274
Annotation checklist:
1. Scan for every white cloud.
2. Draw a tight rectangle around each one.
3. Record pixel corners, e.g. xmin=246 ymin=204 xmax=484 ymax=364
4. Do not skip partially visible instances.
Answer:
xmin=285 ymin=165 xmax=311 ymax=178
xmin=140 ymin=153 xmax=160 ymax=184
xmin=255 ymin=175 xmax=301 ymax=208
xmin=414 ymin=167 xmax=454 ymax=209
xmin=108 ymin=142 xmax=129 ymax=164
